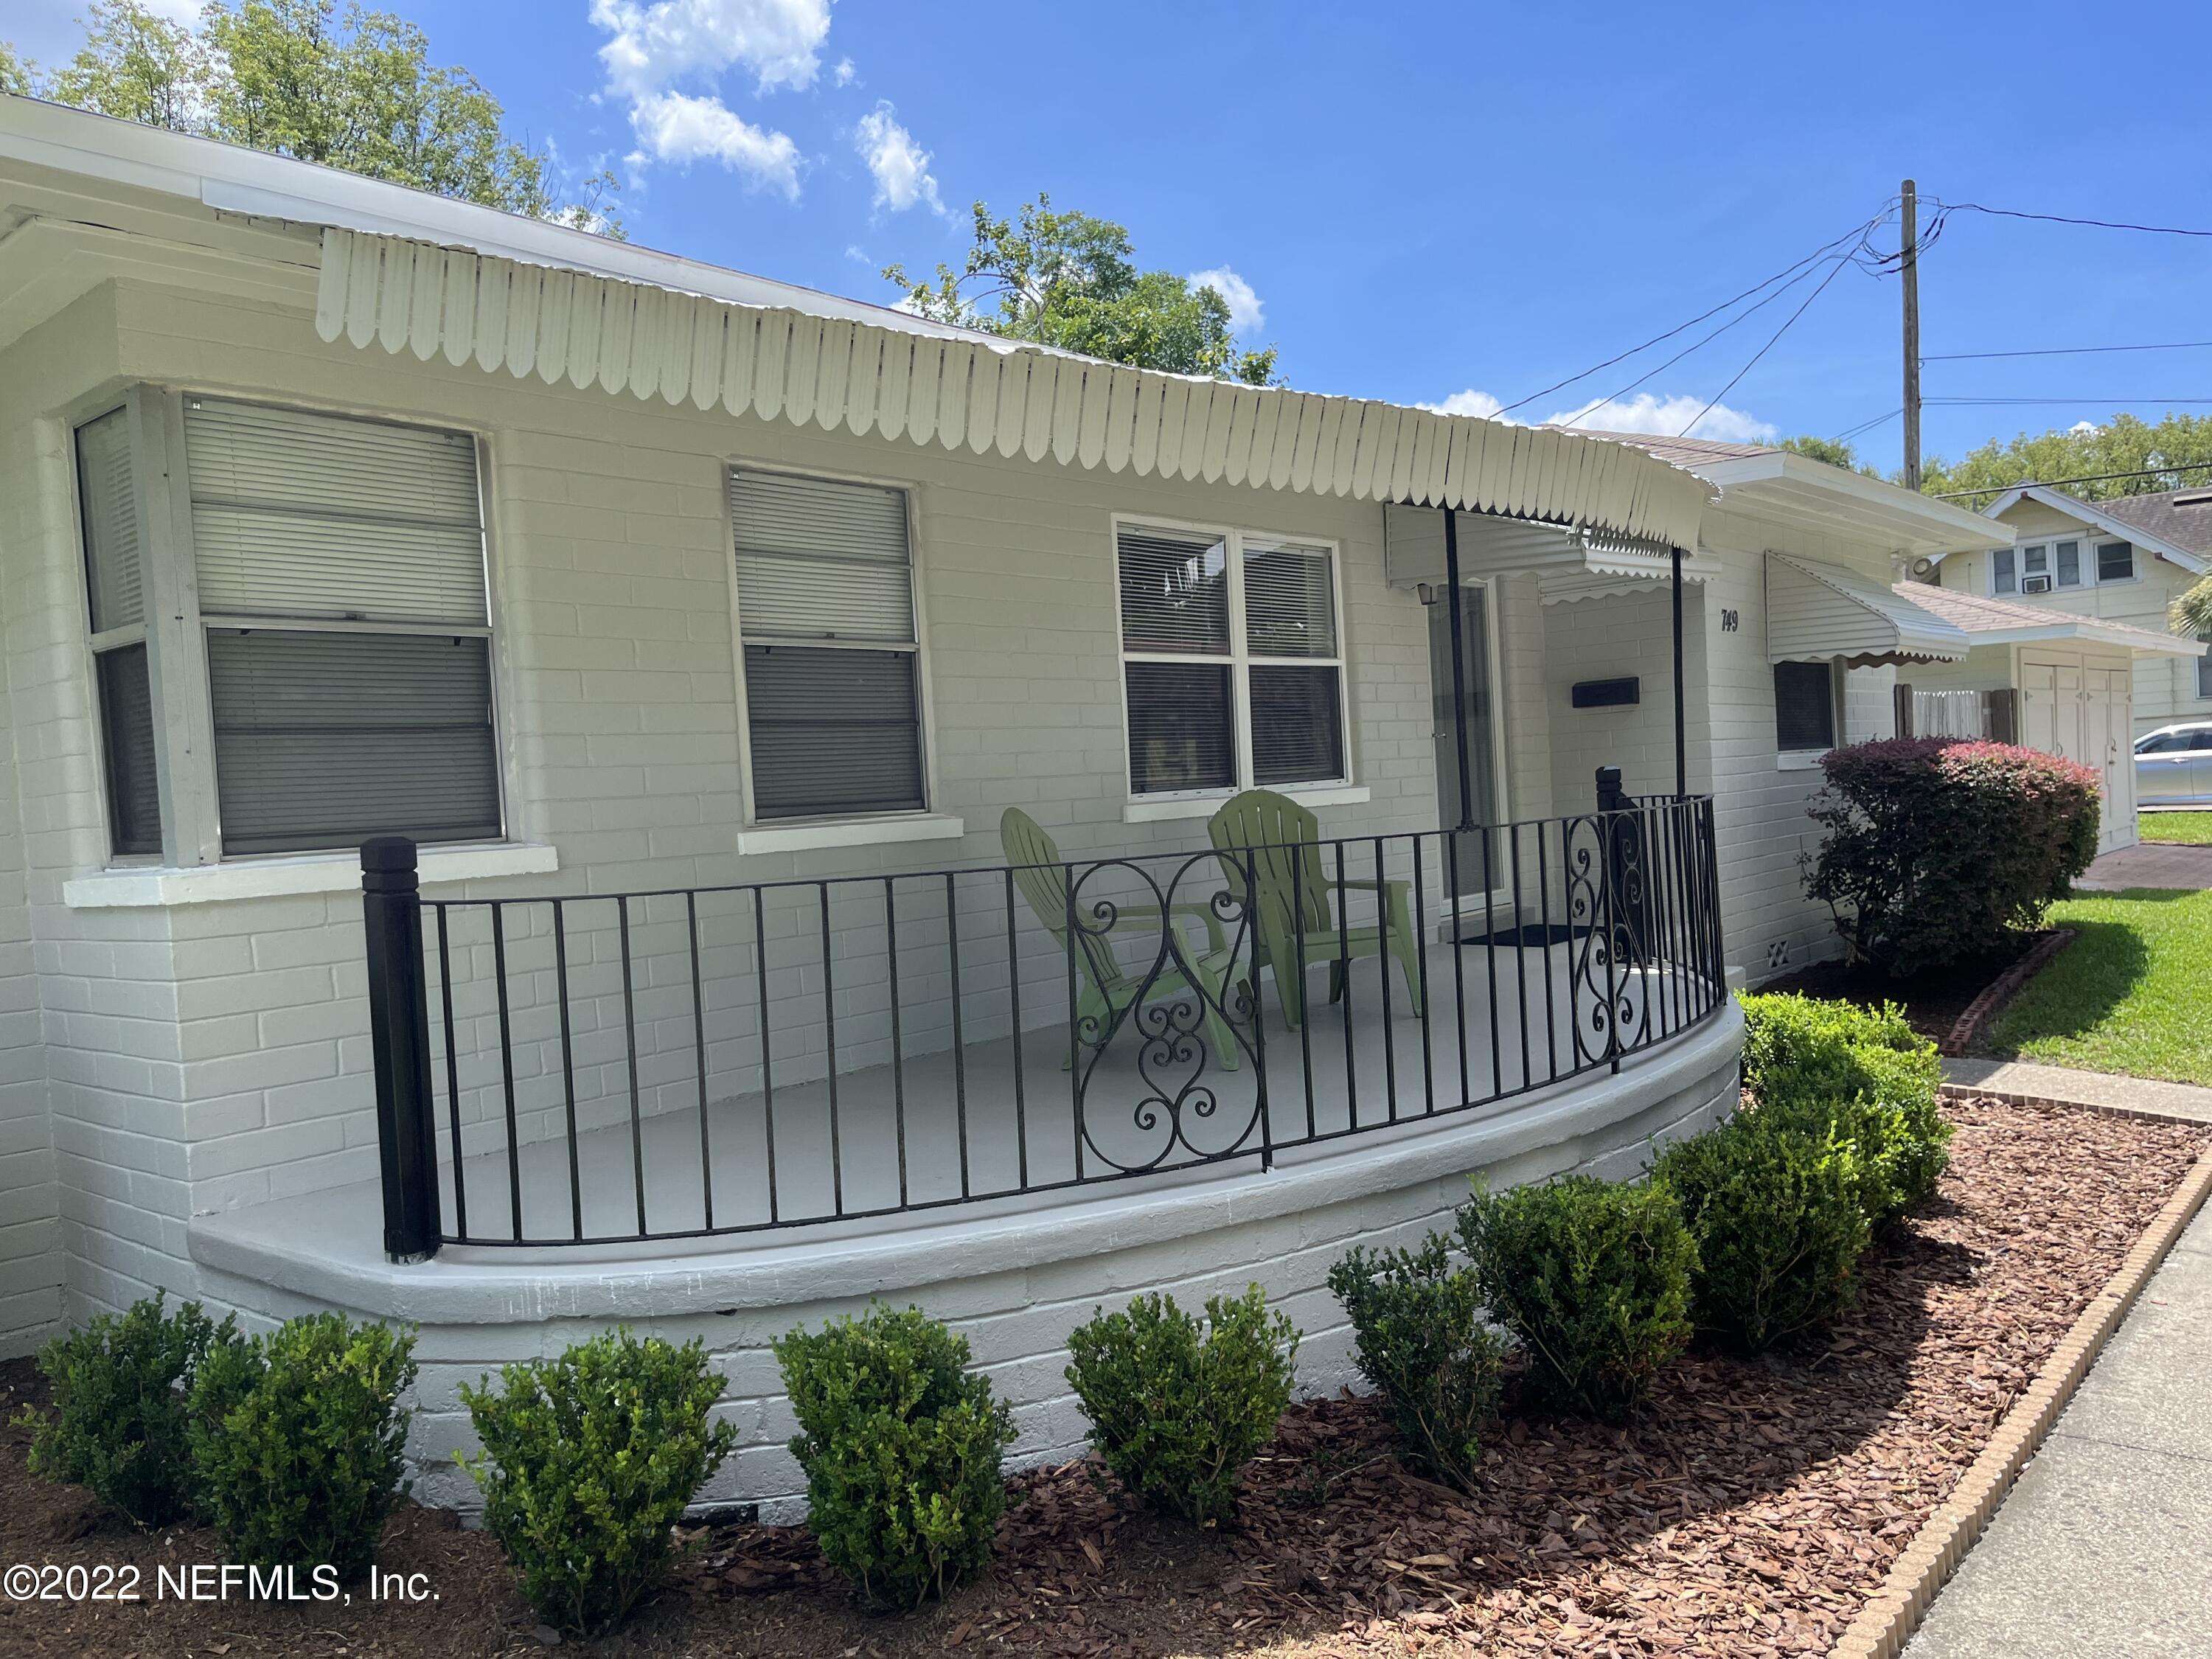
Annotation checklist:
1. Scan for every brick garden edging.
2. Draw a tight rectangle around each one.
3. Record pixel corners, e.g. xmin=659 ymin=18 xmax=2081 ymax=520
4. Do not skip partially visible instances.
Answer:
xmin=1826 ymin=1127 xmax=2212 ymax=1659
xmin=1940 ymin=928 xmax=2075 ymax=1057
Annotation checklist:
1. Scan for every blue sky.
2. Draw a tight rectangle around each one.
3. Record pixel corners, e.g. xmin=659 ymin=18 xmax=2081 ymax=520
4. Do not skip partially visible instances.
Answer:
xmin=15 ymin=0 xmax=2212 ymax=472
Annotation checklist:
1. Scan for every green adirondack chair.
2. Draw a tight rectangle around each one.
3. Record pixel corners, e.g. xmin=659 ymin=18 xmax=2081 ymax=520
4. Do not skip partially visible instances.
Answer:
xmin=1000 ymin=807 xmax=1246 ymax=1071
xmin=1206 ymin=790 xmax=1423 ymax=1032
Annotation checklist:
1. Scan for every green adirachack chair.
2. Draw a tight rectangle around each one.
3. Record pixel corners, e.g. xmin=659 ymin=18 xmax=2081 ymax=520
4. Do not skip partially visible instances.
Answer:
xmin=1000 ymin=807 xmax=1246 ymax=1071
xmin=1206 ymin=790 xmax=1422 ymax=1031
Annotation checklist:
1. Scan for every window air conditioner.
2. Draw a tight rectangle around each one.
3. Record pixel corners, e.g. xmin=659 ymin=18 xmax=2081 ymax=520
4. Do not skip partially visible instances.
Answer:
xmin=2022 ymin=574 xmax=2053 ymax=594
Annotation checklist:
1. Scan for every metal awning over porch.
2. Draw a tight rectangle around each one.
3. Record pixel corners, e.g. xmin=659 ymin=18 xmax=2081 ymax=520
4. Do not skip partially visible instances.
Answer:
xmin=1766 ymin=551 xmax=1970 ymax=667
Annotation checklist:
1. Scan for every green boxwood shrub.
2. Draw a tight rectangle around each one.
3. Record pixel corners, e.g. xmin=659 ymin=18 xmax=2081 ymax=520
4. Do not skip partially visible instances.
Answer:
xmin=187 ymin=1312 xmax=415 ymax=1581
xmin=1742 ymin=992 xmax=1951 ymax=1223
xmin=1455 ymin=1175 xmax=1695 ymax=1422
xmin=1657 ymin=1114 xmax=1871 ymax=1349
xmin=1804 ymin=737 xmax=2099 ymax=975
xmin=774 ymin=1304 xmax=1016 ymax=1607
xmin=1326 ymin=1237 xmax=1506 ymax=1491
xmin=460 ymin=1329 xmax=737 ymax=1638
xmin=15 ymin=1292 xmax=237 ymax=1528
xmin=1064 ymin=1284 xmax=1296 ymax=1526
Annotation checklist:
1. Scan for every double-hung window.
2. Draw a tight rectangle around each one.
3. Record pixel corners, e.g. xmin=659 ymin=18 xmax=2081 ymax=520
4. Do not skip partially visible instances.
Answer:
xmin=185 ymin=399 xmax=500 ymax=854
xmin=2096 ymin=540 xmax=2135 ymax=582
xmin=1992 ymin=547 xmax=2017 ymax=594
xmin=2055 ymin=539 xmax=2082 ymax=587
xmin=1116 ymin=520 xmax=1348 ymax=798
xmin=730 ymin=469 xmax=926 ymax=821
xmin=72 ymin=392 xmax=504 ymax=863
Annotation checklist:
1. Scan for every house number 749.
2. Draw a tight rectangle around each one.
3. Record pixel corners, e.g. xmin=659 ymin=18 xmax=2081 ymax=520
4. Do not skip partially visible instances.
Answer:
xmin=1720 ymin=609 xmax=1739 ymax=632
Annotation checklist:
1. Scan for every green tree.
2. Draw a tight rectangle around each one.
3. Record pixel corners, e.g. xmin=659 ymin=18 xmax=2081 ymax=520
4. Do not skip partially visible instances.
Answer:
xmin=47 ymin=1 xmax=204 ymax=131
xmin=1 ymin=41 xmax=36 ymax=97
xmin=13 ymin=1 xmax=618 ymax=234
xmin=1776 ymin=434 xmax=1880 ymax=476
xmin=2173 ymin=575 xmax=2212 ymax=640
xmin=886 ymin=195 xmax=1279 ymax=385
xmin=1917 ymin=412 xmax=2212 ymax=503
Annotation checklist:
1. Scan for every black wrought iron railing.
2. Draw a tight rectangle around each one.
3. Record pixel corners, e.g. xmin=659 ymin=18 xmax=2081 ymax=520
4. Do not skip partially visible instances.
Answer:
xmin=362 ymin=786 xmax=1726 ymax=1259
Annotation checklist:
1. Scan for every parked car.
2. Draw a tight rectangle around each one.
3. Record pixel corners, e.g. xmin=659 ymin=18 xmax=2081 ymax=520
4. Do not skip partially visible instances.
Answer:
xmin=2135 ymin=723 xmax=2212 ymax=807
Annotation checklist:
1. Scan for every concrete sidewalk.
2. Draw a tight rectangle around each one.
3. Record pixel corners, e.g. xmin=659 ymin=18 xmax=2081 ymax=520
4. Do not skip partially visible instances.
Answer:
xmin=1942 ymin=1057 xmax=2212 ymax=1122
xmin=2075 ymin=840 xmax=2212 ymax=891
xmin=1907 ymin=1066 xmax=2212 ymax=1659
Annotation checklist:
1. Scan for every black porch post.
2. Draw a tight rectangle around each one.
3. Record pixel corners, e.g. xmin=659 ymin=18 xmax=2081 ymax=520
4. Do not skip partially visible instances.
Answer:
xmin=363 ymin=835 xmax=442 ymax=1262
xmin=1671 ymin=543 xmax=1688 ymax=800
xmin=1444 ymin=506 xmax=1475 ymax=832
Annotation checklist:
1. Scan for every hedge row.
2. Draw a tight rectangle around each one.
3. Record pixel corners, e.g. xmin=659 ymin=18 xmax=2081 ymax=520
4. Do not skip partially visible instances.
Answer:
xmin=20 ymin=993 xmax=1941 ymax=1635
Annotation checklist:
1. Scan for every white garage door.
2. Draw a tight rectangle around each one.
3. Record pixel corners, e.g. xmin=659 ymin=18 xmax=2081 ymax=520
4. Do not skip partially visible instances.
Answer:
xmin=2022 ymin=655 xmax=2136 ymax=854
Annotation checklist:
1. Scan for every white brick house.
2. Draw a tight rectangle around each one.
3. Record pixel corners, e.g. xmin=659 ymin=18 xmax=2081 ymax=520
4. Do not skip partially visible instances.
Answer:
xmin=0 ymin=98 xmax=2017 ymax=1514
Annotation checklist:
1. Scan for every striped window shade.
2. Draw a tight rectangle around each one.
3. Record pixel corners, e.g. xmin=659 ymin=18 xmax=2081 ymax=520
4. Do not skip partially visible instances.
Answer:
xmin=185 ymin=397 xmax=487 ymax=625
xmin=183 ymin=398 xmax=500 ymax=854
xmin=730 ymin=470 xmax=925 ymax=820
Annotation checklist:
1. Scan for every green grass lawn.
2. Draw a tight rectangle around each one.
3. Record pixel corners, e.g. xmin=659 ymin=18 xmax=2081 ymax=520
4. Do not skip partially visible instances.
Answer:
xmin=2140 ymin=812 xmax=2212 ymax=844
xmin=1989 ymin=888 xmax=2212 ymax=1085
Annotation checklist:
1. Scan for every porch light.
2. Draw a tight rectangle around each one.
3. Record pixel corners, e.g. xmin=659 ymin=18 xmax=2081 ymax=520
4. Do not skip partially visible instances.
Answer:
xmin=1415 ymin=582 xmax=1439 ymax=607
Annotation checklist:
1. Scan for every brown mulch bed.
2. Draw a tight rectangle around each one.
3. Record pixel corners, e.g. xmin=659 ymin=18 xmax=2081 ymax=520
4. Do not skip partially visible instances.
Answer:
xmin=3 ymin=1099 xmax=2204 ymax=1659
xmin=1758 ymin=932 xmax=2049 ymax=1042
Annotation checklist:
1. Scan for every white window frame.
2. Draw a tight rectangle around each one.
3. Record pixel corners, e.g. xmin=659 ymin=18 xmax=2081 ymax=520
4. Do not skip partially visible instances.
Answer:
xmin=1110 ymin=512 xmax=1354 ymax=810
xmin=724 ymin=459 xmax=953 ymax=844
xmin=2095 ymin=540 xmax=2138 ymax=585
xmin=67 ymin=385 xmax=520 ymax=872
xmin=1998 ymin=538 xmax=2139 ymax=595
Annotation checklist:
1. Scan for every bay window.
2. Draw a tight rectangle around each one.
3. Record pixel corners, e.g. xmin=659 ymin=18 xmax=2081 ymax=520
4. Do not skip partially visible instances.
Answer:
xmin=1116 ymin=520 xmax=1348 ymax=798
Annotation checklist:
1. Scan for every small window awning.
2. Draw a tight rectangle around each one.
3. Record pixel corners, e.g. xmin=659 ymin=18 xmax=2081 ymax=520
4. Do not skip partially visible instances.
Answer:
xmin=1384 ymin=504 xmax=1719 ymax=594
xmin=1767 ymin=552 xmax=1970 ymax=666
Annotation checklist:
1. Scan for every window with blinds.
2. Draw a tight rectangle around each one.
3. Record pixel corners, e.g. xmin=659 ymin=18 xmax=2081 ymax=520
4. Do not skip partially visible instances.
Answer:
xmin=1773 ymin=660 xmax=1837 ymax=754
xmin=730 ymin=469 xmax=925 ymax=821
xmin=1116 ymin=522 xmax=1348 ymax=797
xmin=75 ymin=408 xmax=161 ymax=857
xmin=184 ymin=398 xmax=500 ymax=854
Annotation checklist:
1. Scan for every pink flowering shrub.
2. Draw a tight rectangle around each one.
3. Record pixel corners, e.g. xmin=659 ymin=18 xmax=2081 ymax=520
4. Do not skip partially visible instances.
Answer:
xmin=1803 ymin=737 xmax=2100 ymax=974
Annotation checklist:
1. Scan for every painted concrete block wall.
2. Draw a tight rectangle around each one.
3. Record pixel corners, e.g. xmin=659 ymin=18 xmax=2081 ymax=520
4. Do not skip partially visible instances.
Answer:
xmin=1539 ymin=584 xmax=1714 ymax=811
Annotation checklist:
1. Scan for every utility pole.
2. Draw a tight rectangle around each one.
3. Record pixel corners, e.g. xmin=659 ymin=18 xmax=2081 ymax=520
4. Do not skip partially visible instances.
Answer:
xmin=1901 ymin=178 xmax=1921 ymax=491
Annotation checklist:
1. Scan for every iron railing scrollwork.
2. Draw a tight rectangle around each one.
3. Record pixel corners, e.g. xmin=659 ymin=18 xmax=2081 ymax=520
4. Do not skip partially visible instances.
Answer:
xmin=362 ymin=791 xmax=1728 ymax=1259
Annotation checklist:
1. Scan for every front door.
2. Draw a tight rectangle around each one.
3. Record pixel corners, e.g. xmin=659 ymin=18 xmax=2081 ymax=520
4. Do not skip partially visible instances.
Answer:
xmin=1428 ymin=582 xmax=1500 ymax=897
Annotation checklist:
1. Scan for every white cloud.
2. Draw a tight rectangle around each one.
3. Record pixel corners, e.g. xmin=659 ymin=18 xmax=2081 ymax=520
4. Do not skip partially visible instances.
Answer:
xmin=1189 ymin=266 xmax=1264 ymax=334
xmin=1419 ymin=389 xmax=1510 ymax=420
xmin=853 ymin=102 xmax=942 ymax=215
xmin=625 ymin=91 xmax=801 ymax=196
xmin=832 ymin=56 xmax=857 ymax=86
xmin=589 ymin=0 xmax=830 ymax=98
xmin=1415 ymin=387 xmax=1776 ymax=444
xmin=1545 ymin=392 xmax=1777 ymax=445
xmin=2068 ymin=419 xmax=2099 ymax=435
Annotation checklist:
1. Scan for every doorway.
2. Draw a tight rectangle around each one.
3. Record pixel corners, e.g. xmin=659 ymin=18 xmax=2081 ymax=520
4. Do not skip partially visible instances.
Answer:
xmin=1428 ymin=581 xmax=1501 ymax=896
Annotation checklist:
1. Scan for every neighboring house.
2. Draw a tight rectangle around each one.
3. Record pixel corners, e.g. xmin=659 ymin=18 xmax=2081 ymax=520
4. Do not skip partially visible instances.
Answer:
xmin=1883 ymin=584 xmax=2205 ymax=853
xmin=0 ymin=96 xmax=2004 ymax=1514
xmin=1931 ymin=483 xmax=2212 ymax=740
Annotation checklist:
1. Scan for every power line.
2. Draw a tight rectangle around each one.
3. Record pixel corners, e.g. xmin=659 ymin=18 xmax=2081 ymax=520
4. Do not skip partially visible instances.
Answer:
xmin=1930 ymin=459 xmax=2212 ymax=499
xmin=1677 ymin=243 xmax=1863 ymax=437
xmin=1830 ymin=407 xmax=1902 ymax=444
xmin=1924 ymin=397 xmax=2212 ymax=407
xmin=1923 ymin=339 xmax=2212 ymax=363
xmin=1930 ymin=201 xmax=2212 ymax=240
xmin=1497 ymin=209 xmax=1893 ymax=418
